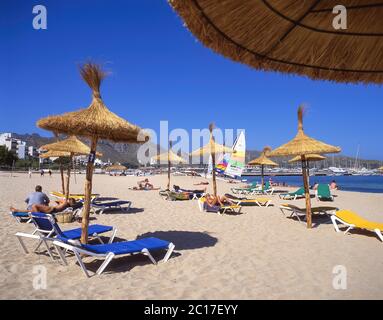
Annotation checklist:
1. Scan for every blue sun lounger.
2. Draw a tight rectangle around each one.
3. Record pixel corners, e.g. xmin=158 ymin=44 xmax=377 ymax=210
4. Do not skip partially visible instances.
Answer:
xmin=52 ymin=237 xmax=175 ymax=277
xmin=10 ymin=211 xmax=32 ymax=223
xmin=15 ymin=212 xmax=117 ymax=260
xmin=91 ymin=200 xmax=132 ymax=214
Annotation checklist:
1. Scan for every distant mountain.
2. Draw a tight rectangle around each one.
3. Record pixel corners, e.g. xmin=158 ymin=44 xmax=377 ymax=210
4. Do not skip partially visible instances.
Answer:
xmin=10 ymin=133 xmax=383 ymax=169
xmin=12 ymin=133 xmax=163 ymax=166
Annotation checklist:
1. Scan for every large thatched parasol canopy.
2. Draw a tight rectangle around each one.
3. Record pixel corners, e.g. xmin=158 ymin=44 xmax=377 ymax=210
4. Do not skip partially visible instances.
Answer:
xmin=39 ymin=150 xmax=71 ymax=158
xmin=190 ymin=123 xmax=233 ymax=196
xmin=268 ymin=108 xmax=341 ymax=157
xmin=105 ymin=164 xmax=127 ymax=171
xmin=40 ymin=135 xmax=102 ymax=156
xmin=289 ymin=154 xmax=326 ymax=163
xmin=248 ymin=146 xmax=278 ymax=191
xmin=269 ymin=106 xmax=341 ymax=228
xmin=37 ymin=63 xmax=147 ymax=244
xmin=169 ymin=0 xmax=383 ymax=84
xmin=379 ymin=166 xmax=383 ymax=171
xmin=152 ymin=151 xmax=187 ymax=164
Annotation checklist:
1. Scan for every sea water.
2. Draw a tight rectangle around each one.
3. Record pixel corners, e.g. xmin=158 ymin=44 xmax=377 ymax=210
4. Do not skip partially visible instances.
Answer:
xmin=244 ymin=175 xmax=383 ymax=193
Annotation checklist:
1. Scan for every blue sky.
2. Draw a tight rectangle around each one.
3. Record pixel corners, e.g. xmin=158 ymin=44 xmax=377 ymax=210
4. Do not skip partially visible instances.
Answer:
xmin=1 ymin=0 xmax=382 ymax=160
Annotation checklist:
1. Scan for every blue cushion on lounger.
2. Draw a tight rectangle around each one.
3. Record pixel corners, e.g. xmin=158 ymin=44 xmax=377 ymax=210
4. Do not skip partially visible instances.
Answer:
xmin=60 ymin=225 xmax=113 ymax=240
xmin=81 ymin=237 xmax=170 ymax=255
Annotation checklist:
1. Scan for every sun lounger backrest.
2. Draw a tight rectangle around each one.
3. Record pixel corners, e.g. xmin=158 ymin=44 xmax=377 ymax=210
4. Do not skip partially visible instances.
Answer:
xmin=317 ymin=184 xmax=331 ymax=198
xmin=31 ymin=212 xmax=64 ymax=237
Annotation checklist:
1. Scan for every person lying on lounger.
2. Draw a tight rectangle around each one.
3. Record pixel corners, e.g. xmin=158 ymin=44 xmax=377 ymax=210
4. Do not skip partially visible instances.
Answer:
xmin=205 ymin=193 xmax=234 ymax=207
xmin=173 ymin=185 xmax=206 ymax=194
xmin=11 ymin=198 xmax=77 ymax=214
xmin=194 ymin=182 xmax=209 ymax=186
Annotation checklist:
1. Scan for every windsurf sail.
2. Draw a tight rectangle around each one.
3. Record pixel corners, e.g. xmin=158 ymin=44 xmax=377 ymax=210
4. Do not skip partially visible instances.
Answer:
xmin=225 ymin=131 xmax=246 ymax=178
xmin=215 ymin=153 xmax=230 ymax=174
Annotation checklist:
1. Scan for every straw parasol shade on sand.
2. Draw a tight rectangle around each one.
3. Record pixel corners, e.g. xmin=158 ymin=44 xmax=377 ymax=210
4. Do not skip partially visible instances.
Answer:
xmin=105 ymin=164 xmax=127 ymax=172
xmin=40 ymin=136 xmax=102 ymax=200
xmin=190 ymin=123 xmax=233 ymax=196
xmin=37 ymin=63 xmax=146 ymax=243
xmin=40 ymin=150 xmax=71 ymax=194
xmin=269 ymin=106 xmax=341 ymax=228
xmin=248 ymin=146 xmax=278 ymax=191
xmin=152 ymin=142 xmax=187 ymax=190
xmin=169 ymin=0 xmax=383 ymax=84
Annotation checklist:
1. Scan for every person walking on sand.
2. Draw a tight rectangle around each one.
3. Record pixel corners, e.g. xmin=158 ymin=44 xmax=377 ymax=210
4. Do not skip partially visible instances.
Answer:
xmin=48 ymin=169 xmax=52 ymax=177
xmin=40 ymin=169 xmax=44 ymax=177
xmin=28 ymin=168 xmax=32 ymax=179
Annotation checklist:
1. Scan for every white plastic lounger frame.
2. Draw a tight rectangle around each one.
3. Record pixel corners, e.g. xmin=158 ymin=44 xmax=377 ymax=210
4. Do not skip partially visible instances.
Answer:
xmin=91 ymin=201 xmax=132 ymax=215
xmin=330 ymin=215 xmax=383 ymax=242
xmin=15 ymin=232 xmax=59 ymax=261
xmin=52 ymin=240 xmax=176 ymax=277
xmin=280 ymin=205 xmax=338 ymax=223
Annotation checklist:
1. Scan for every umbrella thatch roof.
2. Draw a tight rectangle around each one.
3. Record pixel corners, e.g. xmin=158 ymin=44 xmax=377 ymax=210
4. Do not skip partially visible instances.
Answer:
xmin=152 ymin=151 xmax=187 ymax=164
xmin=190 ymin=139 xmax=233 ymax=157
xmin=37 ymin=64 xmax=146 ymax=143
xmin=40 ymin=135 xmax=102 ymax=156
xmin=169 ymin=0 xmax=383 ymax=84
xmin=39 ymin=150 xmax=71 ymax=159
xmin=105 ymin=164 xmax=127 ymax=171
xmin=378 ymin=166 xmax=383 ymax=171
xmin=289 ymin=154 xmax=326 ymax=163
xmin=269 ymin=106 xmax=341 ymax=157
xmin=248 ymin=146 xmax=278 ymax=166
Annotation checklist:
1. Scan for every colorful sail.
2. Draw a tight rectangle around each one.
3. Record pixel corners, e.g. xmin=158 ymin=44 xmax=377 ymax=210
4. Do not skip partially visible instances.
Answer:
xmin=215 ymin=153 xmax=230 ymax=174
xmin=225 ymin=131 xmax=246 ymax=178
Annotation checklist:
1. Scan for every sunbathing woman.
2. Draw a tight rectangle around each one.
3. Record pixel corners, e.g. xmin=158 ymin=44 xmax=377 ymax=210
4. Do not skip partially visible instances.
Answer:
xmin=205 ymin=194 xmax=234 ymax=207
xmin=11 ymin=198 xmax=76 ymax=214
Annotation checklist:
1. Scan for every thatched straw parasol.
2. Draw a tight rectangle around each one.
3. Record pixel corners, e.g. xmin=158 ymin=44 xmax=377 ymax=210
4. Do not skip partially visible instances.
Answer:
xmin=190 ymin=123 xmax=233 ymax=196
xmin=37 ymin=63 xmax=146 ymax=243
xmin=289 ymin=154 xmax=326 ymax=163
xmin=40 ymin=150 xmax=71 ymax=194
xmin=40 ymin=135 xmax=102 ymax=200
xmin=248 ymin=146 xmax=278 ymax=191
xmin=152 ymin=142 xmax=187 ymax=190
xmin=105 ymin=164 xmax=127 ymax=171
xmin=169 ymin=0 xmax=383 ymax=84
xmin=269 ymin=106 xmax=341 ymax=228
xmin=378 ymin=166 xmax=383 ymax=172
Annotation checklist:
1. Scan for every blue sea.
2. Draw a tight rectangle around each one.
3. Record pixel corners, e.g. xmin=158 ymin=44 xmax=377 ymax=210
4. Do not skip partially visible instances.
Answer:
xmin=243 ymin=175 xmax=383 ymax=193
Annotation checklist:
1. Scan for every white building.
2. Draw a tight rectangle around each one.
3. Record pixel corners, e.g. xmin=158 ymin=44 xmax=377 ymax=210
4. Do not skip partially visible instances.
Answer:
xmin=0 ymin=133 xmax=27 ymax=159
xmin=28 ymin=146 xmax=39 ymax=158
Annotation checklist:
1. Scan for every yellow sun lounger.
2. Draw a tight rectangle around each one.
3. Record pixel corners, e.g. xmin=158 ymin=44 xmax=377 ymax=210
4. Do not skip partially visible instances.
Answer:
xmin=331 ymin=210 xmax=383 ymax=242
xmin=198 ymin=197 xmax=242 ymax=215
xmin=232 ymin=197 xmax=272 ymax=208
xmin=50 ymin=191 xmax=100 ymax=202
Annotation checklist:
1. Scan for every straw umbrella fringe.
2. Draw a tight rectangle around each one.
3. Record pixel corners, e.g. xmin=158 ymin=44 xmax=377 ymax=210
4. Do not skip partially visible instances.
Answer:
xmin=289 ymin=154 xmax=326 ymax=163
xmin=37 ymin=63 xmax=146 ymax=244
xmin=269 ymin=106 xmax=341 ymax=228
xmin=248 ymin=146 xmax=278 ymax=191
xmin=169 ymin=0 xmax=383 ymax=84
xmin=105 ymin=164 xmax=127 ymax=171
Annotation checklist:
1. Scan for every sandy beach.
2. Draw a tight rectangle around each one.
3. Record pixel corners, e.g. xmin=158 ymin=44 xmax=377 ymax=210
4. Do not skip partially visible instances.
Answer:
xmin=1 ymin=172 xmax=383 ymax=300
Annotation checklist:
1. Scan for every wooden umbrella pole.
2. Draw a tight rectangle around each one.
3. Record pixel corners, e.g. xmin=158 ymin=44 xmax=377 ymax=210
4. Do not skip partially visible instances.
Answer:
xmin=167 ymin=141 xmax=172 ymax=190
xmin=81 ymin=136 xmax=98 ymax=244
xmin=261 ymin=165 xmax=264 ymax=191
xmin=301 ymin=155 xmax=312 ymax=228
xmin=59 ymin=160 xmax=65 ymax=195
xmin=65 ymin=154 xmax=72 ymax=200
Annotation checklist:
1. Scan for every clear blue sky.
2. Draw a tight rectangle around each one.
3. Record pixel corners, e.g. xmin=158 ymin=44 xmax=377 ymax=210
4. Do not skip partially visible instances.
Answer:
xmin=1 ymin=0 xmax=382 ymax=160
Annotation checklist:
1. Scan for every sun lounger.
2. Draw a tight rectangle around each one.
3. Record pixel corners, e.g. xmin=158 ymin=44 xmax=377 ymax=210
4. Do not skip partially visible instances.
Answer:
xmin=316 ymin=184 xmax=334 ymax=201
xmin=91 ymin=200 xmax=132 ymax=214
xmin=50 ymin=191 xmax=100 ymax=202
xmin=225 ymin=194 xmax=272 ymax=207
xmin=15 ymin=212 xmax=117 ymax=260
xmin=279 ymin=204 xmax=338 ymax=222
xmin=331 ymin=210 xmax=383 ymax=242
xmin=52 ymin=237 xmax=175 ymax=277
xmin=197 ymin=197 xmax=242 ymax=215
xmin=9 ymin=211 xmax=32 ymax=223
xmin=279 ymin=187 xmax=305 ymax=200
xmin=231 ymin=186 xmax=261 ymax=195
